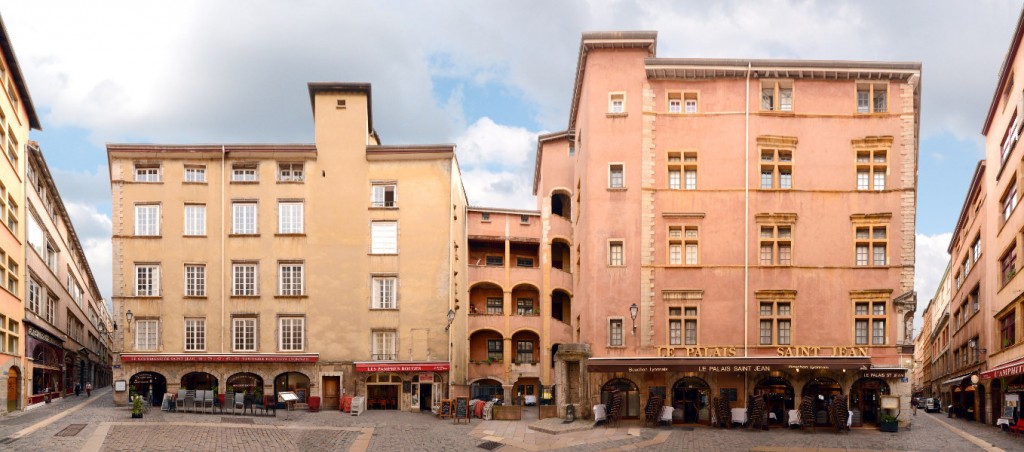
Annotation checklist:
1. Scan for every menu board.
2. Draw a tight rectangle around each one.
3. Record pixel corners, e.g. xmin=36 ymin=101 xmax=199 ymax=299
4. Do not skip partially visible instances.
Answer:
xmin=454 ymin=397 xmax=470 ymax=423
xmin=440 ymin=399 xmax=452 ymax=418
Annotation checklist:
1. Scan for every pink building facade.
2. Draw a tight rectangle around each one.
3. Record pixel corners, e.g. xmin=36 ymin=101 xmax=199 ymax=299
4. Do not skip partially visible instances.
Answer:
xmin=468 ymin=31 xmax=921 ymax=426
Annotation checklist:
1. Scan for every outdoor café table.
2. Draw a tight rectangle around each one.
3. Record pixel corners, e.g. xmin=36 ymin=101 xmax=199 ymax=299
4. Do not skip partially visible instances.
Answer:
xmin=731 ymin=408 xmax=748 ymax=425
xmin=788 ymin=409 xmax=801 ymax=426
xmin=998 ymin=417 xmax=1011 ymax=431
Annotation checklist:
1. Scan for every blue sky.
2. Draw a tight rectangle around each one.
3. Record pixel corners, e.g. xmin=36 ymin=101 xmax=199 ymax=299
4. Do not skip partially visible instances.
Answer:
xmin=2 ymin=1 xmax=1018 ymax=329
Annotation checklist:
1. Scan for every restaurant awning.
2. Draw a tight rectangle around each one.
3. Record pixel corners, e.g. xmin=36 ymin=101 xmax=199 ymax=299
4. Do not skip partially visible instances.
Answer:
xmin=981 ymin=356 xmax=1024 ymax=380
xmin=354 ymin=361 xmax=450 ymax=372
xmin=941 ymin=373 xmax=973 ymax=387
xmin=586 ymin=356 xmax=871 ymax=373
xmin=120 ymin=353 xmax=319 ymax=363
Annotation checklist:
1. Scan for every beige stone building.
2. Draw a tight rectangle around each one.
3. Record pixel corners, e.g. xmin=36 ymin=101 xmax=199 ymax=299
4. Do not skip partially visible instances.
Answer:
xmin=109 ymin=83 xmax=469 ymax=409
xmin=24 ymin=143 xmax=112 ymax=406
xmin=0 ymin=13 xmax=41 ymax=414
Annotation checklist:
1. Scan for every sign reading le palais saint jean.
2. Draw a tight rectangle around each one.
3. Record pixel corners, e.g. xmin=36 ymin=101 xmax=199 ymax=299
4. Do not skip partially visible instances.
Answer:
xmin=655 ymin=345 xmax=871 ymax=358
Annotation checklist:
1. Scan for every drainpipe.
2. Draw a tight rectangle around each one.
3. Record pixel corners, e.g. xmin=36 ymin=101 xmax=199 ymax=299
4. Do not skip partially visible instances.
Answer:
xmin=744 ymin=63 xmax=751 ymax=358
xmin=221 ymin=145 xmax=226 ymax=352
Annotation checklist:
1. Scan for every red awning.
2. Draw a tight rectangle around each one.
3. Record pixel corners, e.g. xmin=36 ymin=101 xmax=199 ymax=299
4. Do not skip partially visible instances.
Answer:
xmin=981 ymin=357 xmax=1024 ymax=380
xmin=354 ymin=362 xmax=450 ymax=372
xmin=586 ymin=356 xmax=872 ymax=373
xmin=120 ymin=353 xmax=319 ymax=363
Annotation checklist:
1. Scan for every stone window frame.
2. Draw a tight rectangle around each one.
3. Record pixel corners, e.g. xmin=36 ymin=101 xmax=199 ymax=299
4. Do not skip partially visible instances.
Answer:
xmin=851 ymin=289 xmax=892 ymax=346
xmin=756 ymin=290 xmax=796 ymax=346
xmin=757 ymin=136 xmax=796 ymax=190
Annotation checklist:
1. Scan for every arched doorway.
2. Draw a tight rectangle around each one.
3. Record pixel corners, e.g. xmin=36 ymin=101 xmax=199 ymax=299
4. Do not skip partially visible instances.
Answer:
xmin=7 ymin=367 xmax=19 ymax=412
xmin=364 ymin=373 xmax=401 ymax=410
xmin=601 ymin=378 xmax=640 ymax=419
xmin=958 ymin=381 xmax=976 ymax=420
xmin=129 ymin=372 xmax=167 ymax=406
xmin=850 ymin=378 xmax=890 ymax=425
xmin=991 ymin=382 xmax=1002 ymax=426
xmin=671 ymin=377 xmax=710 ymax=424
xmin=180 ymin=372 xmax=218 ymax=391
xmin=978 ymin=383 xmax=986 ymax=424
xmin=470 ymin=378 xmax=503 ymax=401
xmin=274 ymin=372 xmax=310 ymax=406
xmin=802 ymin=377 xmax=841 ymax=426
xmin=227 ymin=373 xmax=263 ymax=396
xmin=755 ymin=376 xmax=794 ymax=425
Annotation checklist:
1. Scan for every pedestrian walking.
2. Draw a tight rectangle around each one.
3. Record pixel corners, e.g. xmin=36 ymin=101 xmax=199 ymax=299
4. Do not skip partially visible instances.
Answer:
xmin=74 ymin=383 xmax=81 ymax=397
xmin=86 ymin=382 xmax=92 ymax=397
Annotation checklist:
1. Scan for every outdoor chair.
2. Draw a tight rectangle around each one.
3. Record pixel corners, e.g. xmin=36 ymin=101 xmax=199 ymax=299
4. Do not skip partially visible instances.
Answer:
xmin=193 ymin=391 xmax=206 ymax=413
xmin=202 ymin=390 xmax=214 ymax=412
xmin=263 ymin=395 xmax=277 ymax=416
xmin=175 ymin=390 xmax=187 ymax=411
xmin=183 ymin=394 xmax=195 ymax=413
xmin=244 ymin=394 xmax=255 ymax=415
xmin=233 ymin=393 xmax=245 ymax=414
xmin=252 ymin=394 xmax=266 ymax=415
xmin=224 ymin=392 xmax=234 ymax=415
xmin=1010 ymin=419 xmax=1024 ymax=437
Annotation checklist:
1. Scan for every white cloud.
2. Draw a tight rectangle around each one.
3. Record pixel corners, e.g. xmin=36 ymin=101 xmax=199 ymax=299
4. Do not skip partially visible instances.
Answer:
xmin=456 ymin=117 xmax=539 ymax=209
xmin=914 ymin=232 xmax=952 ymax=331
xmin=62 ymin=202 xmax=112 ymax=307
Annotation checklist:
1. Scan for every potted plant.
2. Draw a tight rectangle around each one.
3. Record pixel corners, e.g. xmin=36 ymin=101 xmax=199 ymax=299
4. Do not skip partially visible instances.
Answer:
xmin=879 ymin=413 xmax=898 ymax=432
xmin=131 ymin=395 xmax=144 ymax=419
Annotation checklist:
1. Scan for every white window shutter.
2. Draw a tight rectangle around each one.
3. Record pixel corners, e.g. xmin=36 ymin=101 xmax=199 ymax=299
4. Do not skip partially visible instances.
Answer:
xmin=371 ymin=222 xmax=397 ymax=253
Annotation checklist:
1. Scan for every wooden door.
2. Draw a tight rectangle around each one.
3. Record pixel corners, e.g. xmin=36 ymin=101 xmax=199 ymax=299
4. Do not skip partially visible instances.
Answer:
xmin=323 ymin=377 xmax=339 ymax=410
xmin=7 ymin=368 xmax=17 ymax=412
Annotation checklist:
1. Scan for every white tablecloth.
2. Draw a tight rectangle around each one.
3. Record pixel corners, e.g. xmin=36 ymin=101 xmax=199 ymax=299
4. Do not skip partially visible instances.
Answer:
xmin=731 ymin=408 xmax=748 ymax=424
xmin=997 ymin=417 xmax=1011 ymax=427
xmin=524 ymin=395 xmax=537 ymax=406
xmin=848 ymin=410 xmax=853 ymax=427
xmin=769 ymin=412 xmax=777 ymax=420
xmin=788 ymin=409 xmax=801 ymax=426
xmin=660 ymin=406 xmax=674 ymax=422
xmin=593 ymin=404 xmax=607 ymax=421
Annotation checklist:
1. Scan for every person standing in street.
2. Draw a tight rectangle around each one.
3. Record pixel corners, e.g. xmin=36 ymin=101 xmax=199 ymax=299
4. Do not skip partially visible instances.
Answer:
xmin=86 ymin=382 xmax=92 ymax=397
xmin=74 ymin=383 xmax=81 ymax=397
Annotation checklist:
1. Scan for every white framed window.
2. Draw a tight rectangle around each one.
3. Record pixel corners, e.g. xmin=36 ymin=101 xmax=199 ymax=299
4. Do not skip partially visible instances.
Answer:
xmin=684 ymin=97 xmax=698 ymax=113
xmin=26 ymin=213 xmax=43 ymax=256
xmin=278 ymin=262 xmax=304 ymax=296
xmin=608 ymin=164 xmax=624 ymax=188
xmin=27 ymin=278 xmax=41 ymax=314
xmin=231 ymin=163 xmax=258 ymax=182
xmin=184 ymin=264 xmax=206 ymax=297
xmin=184 ymin=204 xmax=206 ymax=236
xmin=372 ymin=330 xmax=397 ymax=360
xmin=278 ymin=202 xmax=304 ymax=234
xmin=136 ymin=319 xmax=159 ymax=351
xmin=609 ymin=92 xmax=625 ymax=113
xmin=135 ymin=265 xmax=160 ymax=297
xmin=371 ymin=184 xmax=397 ymax=207
xmin=135 ymin=204 xmax=160 ymax=236
xmin=232 ymin=317 xmax=257 ymax=351
xmin=669 ymin=243 xmax=682 ymax=265
xmin=232 ymin=263 xmax=258 ymax=296
xmin=184 ymin=318 xmax=205 ymax=351
xmin=668 ymin=169 xmax=681 ymax=190
xmin=134 ymin=165 xmax=161 ymax=182
xmin=371 ymin=221 xmax=398 ymax=254
xmin=232 ymin=202 xmax=257 ymax=234
xmin=669 ymin=319 xmax=682 ymax=345
xmin=44 ymin=295 xmax=54 ymax=324
xmin=277 ymin=162 xmax=304 ymax=182
xmin=279 ymin=317 xmax=304 ymax=351
xmin=609 ymin=241 xmax=624 ymax=266
xmin=684 ymin=169 xmax=697 ymax=190
xmin=371 ymin=276 xmax=397 ymax=309
xmin=609 ymin=319 xmax=623 ymax=346
xmin=669 ymin=99 xmax=682 ymax=113
xmin=184 ymin=166 xmax=206 ymax=183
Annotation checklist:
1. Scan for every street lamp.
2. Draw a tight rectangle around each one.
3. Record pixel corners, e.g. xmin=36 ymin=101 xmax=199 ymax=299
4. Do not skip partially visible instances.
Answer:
xmin=629 ymin=303 xmax=638 ymax=335
xmin=445 ymin=308 xmax=456 ymax=332
xmin=125 ymin=310 xmax=134 ymax=332
xmin=968 ymin=338 xmax=986 ymax=363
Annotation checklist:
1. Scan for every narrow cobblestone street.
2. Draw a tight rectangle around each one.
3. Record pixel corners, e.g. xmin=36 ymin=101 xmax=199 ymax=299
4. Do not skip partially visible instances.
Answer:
xmin=0 ymin=389 xmax=1018 ymax=451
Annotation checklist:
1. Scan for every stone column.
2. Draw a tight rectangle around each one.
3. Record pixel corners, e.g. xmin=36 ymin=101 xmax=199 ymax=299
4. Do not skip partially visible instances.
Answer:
xmin=554 ymin=343 xmax=592 ymax=419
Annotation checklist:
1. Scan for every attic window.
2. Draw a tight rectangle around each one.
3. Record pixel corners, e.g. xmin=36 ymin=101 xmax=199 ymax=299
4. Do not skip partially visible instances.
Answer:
xmin=337 ymin=99 xmax=347 ymax=109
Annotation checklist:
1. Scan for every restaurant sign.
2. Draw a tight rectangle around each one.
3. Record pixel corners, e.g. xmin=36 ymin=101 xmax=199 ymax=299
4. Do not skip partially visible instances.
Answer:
xmin=121 ymin=354 xmax=319 ymax=363
xmin=355 ymin=362 xmax=450 ymax=373
xmin=861 ymin=369 xmax=907 ymax=379
xmin=656 ymin=345 xmax=870 ymax=358
xmin=981 ymin=357 xmax=1024 ymax=380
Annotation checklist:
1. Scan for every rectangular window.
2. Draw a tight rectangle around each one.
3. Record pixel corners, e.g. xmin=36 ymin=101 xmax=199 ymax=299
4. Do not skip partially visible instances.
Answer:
xmin=759 ymin=225 xmax=793 ymax=266
xmin=856 ymin=82 xmax=888 ymax=113
xmin=27 ymin=279 xmax=40 ymax=314
xmin=184 ymin=264 xmax=206 ymax=297
xmin=278 ymin=263 xmax=304 ymax=296
xmin=371 ymin=184 xmax=397 ymax=207
xmin=184 ymin=166 xmax=206 ymax=183
xmin=232 ymin=318 xmax=256 ymax=351
xmin=516 ymin=257 xmax=534 ymax=268
xmin=1001 ymin=110 xmax=1020 ymax=165
xmin=1001 ymin=312 xmax=1016 ymax=349
xmin=371 ymin=276 xmax=396 ymax=309
xmin=136 ymin=320 xmax=159 ymax=351
xmin=872 ymin=319 xmax=886 ymax=345
xmin=668 ymin=169 xmax=681 ymax=190
xmin=486 ymin=297 xmax=502 ymax=315
xmin=44 ymin=295 xmax=54 ymax=324
xmin=516 ymin=340 xmax=535 ymax=364
xmin=487 ymin=339 xmax=503 ymax=361
xmin=134 ymin=165 xmax=161 ymax=182
xmin=609 ymin=319 xmax=623 ymax=346
xmin=134 ymin=204 xmax=160 ymax=236
xmin=135 ymin=265 xmax=159 ymax=297
xmin=854 ymin=147 xmax=887 ymax=191
xmin=855 ymin=319 xmax=869 ymax=345
xmin=609 ymin=241 xmax=624 ymax=266
xmin=609 ymin=164 xmax=624 ymax=188
xmin=232 ymin=202 xmax=257 ymax=234
xmin=516 ymin=298 xmax=535 ymax=316
xmin=609 ymin=93 xmax=625 ymax=113
xmin=684 ymin=93 xmax=698 ymax=113
xmin=684 ymin=307 xmax=698 ymax=345
xmin=279 ymin=317 xmax=304 ymax=351
xmin=485 ymin=256 xmax=503 ymax=267
xmin=668 ymin=97 xmax=682 ymax=113
xmin=761 ymin=80 xmax=793 ymax=111
xmin=854 ymin=225 xmax=887 ymax=267
xmin=1001 ymin=246 xmax=1018 ymax=286
xmin=184 ymin=318 xmax=205 ymax=351
xmin=669 ymin=243 xmax=682 ymax=265
xmin=669 ymin=319 xmax=682 ymax=345
xmin=371 ymin=221 xmax=398 ymax=254
xmin=232 ymin=263 xmax=258 ymax=296
xmin=760 ymin=319 xmax=773 ymax=345
xmin=760 ymin=147 xmax=794 ymax=189
xmin=1003 ymin=182 xmax=1018 ymax=223
xmin=973 ymin=236 xmax=981 ymax=263
xmin=277 ymin=163 xmax=304 ymax=182
xmin=520 ymin=215 xmax=530 ymax=225
xmin=372 ymin=331 xmax=396 ymax=360
xmin=278 ymin=202 xmax=304 ymax=234
xmin=854 ymin=300 xmax=887 ymax=345
xmin=231 ymin=163 xmax=258 ymax=182
xmin=684 ymin=169 xmax=697 ymax=190
xmin=184 ymin=204 xmax=206 ymax=236
xmin=759 ymin=300 xmax=792 ymax=345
